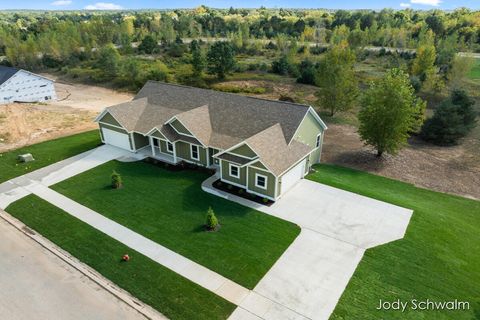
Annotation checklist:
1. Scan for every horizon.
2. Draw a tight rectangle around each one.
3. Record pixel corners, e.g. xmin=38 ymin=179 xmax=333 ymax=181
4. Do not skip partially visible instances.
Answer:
xmin=2 ymin=0 xmax=480 ymax=11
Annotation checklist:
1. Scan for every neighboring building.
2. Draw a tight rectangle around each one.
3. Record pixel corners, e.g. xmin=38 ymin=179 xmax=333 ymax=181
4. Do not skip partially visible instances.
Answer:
xmin=0 ymin=66 xmax=57 ymax=104
xmin=95 ymin=81 xmax=327 ymax=201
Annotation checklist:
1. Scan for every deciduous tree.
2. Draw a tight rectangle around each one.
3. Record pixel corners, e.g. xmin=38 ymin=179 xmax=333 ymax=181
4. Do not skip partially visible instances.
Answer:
xmin=358 ymin=68 xmax=426 ymax=157
xmin=206 ymin=42 xmax=235 ymax=79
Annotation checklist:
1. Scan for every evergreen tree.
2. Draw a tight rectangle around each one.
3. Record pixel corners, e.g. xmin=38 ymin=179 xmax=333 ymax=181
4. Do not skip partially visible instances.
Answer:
xmin=138 ymin=35 xmax=157 ymax=54
xmin=421 ymin=90 xmax=477 ymax=145
xmin=190 ymin=40 xmax=204 ymax=77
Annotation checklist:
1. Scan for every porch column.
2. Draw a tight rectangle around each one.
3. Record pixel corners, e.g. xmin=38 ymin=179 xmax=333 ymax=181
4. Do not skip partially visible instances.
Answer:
xmin=173 ymin=142 xmax=177 ymax=163
xmin=149 ymin=136 xmax=155 ymax=156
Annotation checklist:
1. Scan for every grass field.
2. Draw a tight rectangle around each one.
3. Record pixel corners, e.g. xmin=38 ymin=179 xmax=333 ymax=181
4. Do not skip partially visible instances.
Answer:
xmin=6 ymin=195 xmax=235 ymax=320
xmin=308 ymin=164 xmax=480 ymax=319
xmin=468 ymin=59 xmax=480 ymax=80
xmin=52 ymin=160 xmax=300 ymax=289
xmin=0 ymin=131 xmax=100 ymax=184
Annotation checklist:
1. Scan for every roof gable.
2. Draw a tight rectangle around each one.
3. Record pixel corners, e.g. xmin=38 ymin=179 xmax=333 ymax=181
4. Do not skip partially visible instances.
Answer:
xmin=0 ymin=66 xmax=19 ymax=86
xmin=228 ymin=144 xmax=257 ymax=159
xmin=98 ymin=112 xmax=122 ymax=127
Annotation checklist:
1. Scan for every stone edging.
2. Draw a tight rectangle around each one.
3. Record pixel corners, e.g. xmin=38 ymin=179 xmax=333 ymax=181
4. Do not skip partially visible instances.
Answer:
xmin=0 ymin=209 xmax=168 ymax=320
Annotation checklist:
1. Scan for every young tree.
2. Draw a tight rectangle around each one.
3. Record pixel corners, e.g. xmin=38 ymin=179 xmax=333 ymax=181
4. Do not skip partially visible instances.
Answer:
xmin=190 ymin=40 xmax=204 ymax=77
xmin=315 ymin=42 xmax=358 ymax=116
xmin=358 ymin=68 xmax=426 ymax=157
xmin=421 ymin=89 xmax=477 ymax=145
xmin=206 ymin=42 xmax=235 ymax=79
xmin=111 ymin=170 xmax=123 ymax=189
xmin=205 ymin=207 xmax=219 ymax=231
xmin=411 ymin=44 xmax=436 ymax=80
xmin=138 ymin=35 xmax=157 ymax=54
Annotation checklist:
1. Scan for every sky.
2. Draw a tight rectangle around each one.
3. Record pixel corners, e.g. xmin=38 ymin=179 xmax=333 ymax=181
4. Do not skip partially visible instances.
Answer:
xmin=1 ymin=0 xmax=479 ymax=10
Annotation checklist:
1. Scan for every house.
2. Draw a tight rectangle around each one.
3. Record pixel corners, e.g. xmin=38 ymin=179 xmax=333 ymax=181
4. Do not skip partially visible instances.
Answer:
xmin=95 ymin=81 xmax=327 ymax=201
xmin=0 ymin=66 xmax=57 ymax=104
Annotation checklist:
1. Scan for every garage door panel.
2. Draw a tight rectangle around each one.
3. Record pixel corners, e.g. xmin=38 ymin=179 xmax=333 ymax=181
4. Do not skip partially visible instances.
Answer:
xmin=281 ymin=159 xmax=306 ymax=194
xmin=102 ymin=128 xmax=131 ymax=151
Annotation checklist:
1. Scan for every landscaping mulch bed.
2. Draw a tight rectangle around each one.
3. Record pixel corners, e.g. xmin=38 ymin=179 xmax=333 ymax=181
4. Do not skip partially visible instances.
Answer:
xmin=212 ymin=179 xmax=274 ymax=206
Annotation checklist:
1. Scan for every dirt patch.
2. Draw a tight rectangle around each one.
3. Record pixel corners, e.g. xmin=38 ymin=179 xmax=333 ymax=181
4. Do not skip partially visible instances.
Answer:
xmin=322 ymin=124 xmax=480 ymax=200
xmin=0 ymin=74 xmax=133 ymax=152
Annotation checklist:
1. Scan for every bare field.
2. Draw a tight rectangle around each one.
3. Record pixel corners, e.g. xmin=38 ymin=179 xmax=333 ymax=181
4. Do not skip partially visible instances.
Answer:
xmin=0 ymin=75 xmax=133 ymax=152
xmin=322 ymin=124 xmax=480 ymax=200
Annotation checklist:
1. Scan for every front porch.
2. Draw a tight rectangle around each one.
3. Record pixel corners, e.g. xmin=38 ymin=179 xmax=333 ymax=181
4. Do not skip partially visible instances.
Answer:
xmin=138 ymin=146 xmax=177 ymax=164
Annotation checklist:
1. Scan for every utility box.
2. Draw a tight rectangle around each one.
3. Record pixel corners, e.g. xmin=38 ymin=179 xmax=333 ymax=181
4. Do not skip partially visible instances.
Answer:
xmin=18 ymin=153 xmax=35 ymax=163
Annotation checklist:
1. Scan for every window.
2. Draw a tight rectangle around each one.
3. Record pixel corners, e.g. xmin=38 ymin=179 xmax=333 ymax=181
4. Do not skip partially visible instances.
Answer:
xmin=255 ymin=174 xmax=267 ymax=189
xmin=229 ymin=164 xmax=239 ymax=178
xmin=315 ymin=133 xmax=322 ymax=148
xmin=167 ymin=141 xmax=174 ymax=152
xmin=191 ymin=144 xmax=199 ymax=160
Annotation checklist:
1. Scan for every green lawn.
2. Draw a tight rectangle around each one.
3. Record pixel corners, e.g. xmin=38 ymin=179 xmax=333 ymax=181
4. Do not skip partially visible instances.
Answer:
xmin=6 ymin=195 xmax=235 ymax=320
xmin=308 ymin=164 xmax=480 ymax=320
xmin=52 ymin=160 xmax=300 ymax=289
xmin=0 ymin=131 xmax=101 ymax=183
xmin=468 ymin=59 xmax=480 ymax=80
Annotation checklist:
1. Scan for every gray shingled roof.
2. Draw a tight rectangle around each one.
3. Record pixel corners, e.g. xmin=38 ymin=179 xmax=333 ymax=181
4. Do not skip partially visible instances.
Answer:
xmin=0 ymin=66 xmax=19 ymax=86
xmin=135 ymin=81 xmax=310 ymax=143
xmin=101 ymin=81 xmax=315 ymax=176
xmin=244 ymin=124 xmax=312 ymax=176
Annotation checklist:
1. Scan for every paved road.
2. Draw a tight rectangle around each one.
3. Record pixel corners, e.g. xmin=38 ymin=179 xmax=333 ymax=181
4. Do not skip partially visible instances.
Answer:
xmin=0 ymin=218 xmax=146 ymax=320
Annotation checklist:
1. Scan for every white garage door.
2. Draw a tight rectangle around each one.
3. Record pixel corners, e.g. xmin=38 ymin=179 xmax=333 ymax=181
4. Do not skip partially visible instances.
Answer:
xmin=281 ymin=158 xmax=306 ymax=194
xmin=102 ymin=128 xmax=131 ymax=151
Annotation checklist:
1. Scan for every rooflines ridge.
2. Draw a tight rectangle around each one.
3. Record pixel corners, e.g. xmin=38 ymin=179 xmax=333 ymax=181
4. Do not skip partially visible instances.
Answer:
xmin=143 ymin=80 xmax=311 ymax=110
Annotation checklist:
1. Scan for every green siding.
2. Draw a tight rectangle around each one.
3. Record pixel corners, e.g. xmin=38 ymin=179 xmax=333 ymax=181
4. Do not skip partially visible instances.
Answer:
xmin=170 ymin=119 xmax=192 ymax=135
xmin=99 ymin=123 xmax=133 ymax=149
xmin=133 ymin=133 xmax=149 ymax=150
xmin=293 ymin=112 xmax=324 ymax=165
xmin=151 ymin=129 xmax=166 ymax=139
xmin=99 ymin=112 xmax=122 ymax=127
xmin=229 ymin=144 xmax=257 ymax=158
xmin=160 ymin=140 xmax=173 ymax=155
xmin=247 ymin=167 xmax=276 ymax=199
xmin=209 ymin=148 xmax=220 ymax=166
xmin=250 ymin=161 xmax=267 ymax=170
xmin=221 ymin=160 xmax=247 ymax=186
xmin=176 ymin=141 xmax=207 ymax=166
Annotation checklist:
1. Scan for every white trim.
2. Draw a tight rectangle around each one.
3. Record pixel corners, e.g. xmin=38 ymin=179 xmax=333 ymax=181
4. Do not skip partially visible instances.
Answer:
xmin=130 ymin=133 xmax=137 ymax=151
xmin=165 ymin=116 xmax=196 ymax=138
xmin=254 ymin=173 xmax=268 ymax=190
xmin=214 ymin=141 xmax=258 ymax=159
xmin=278 ymin=155 xmax=309 ymax=178
xmin=98 ymin=121 xmax=126 ymax=130
xmin=173 ymin=142 xmax=177 ymax=163
xmin=315 ymin=133 xmax=322 ymax=148
xmin=94 ymin=109 xmax=124 ymax=127
xmin=287 ymin=106 xmax=328 ymax=146
xmin=190 ymin=144 xmax=200 ymax=161
xmin=229 ymin=163 xmax=240 ymax=178
xmin=149 ymin=136 xmax=155 ymax=156
xmin=167 ymin=141 xmax=174 ymax=153
xmin=206 ymin=148 xmax=210 ymax=167
xmin=219 ymin=159 xmax=223 ymax=177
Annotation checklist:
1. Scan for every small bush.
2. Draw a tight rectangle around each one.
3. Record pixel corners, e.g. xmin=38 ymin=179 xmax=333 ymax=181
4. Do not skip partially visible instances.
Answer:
xmin=205 ymin=207 xmax=219 ymax=231
xmin=262 ymin=198 xmax=269 ymax=204
xmin=238 ymin=189 xmax=244 ymax=195
xmin=111 ymin=170 xmax=122 ymax=189
xmin=227 ymin=184 xmax=233 ymax=190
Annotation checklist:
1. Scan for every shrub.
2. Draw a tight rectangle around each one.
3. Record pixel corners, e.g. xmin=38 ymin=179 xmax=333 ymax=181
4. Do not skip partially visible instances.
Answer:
xmin=296 ymin=59 xmax=316 ymax=85
xmin=111 ymin=170 xmax=122 ymax=189
xmin=421 ymin=89 xmax=477 ymax=145
xmin=205 ymin=207 xmax=219 ymax=230
xmin=271 ymin=55 xmax=290 ymax=75
xmin=238 ymin=189 xmax=244 ymax=195
xmin=227 ymin=184 xmax=233 ymax=190
xmin=262 ymin=198 xmax=269 ymax=204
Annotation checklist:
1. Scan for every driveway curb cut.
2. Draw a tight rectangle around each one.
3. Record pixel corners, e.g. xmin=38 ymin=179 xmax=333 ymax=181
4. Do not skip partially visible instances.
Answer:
xmin=0 ymin=209 xmax=167 ymax=320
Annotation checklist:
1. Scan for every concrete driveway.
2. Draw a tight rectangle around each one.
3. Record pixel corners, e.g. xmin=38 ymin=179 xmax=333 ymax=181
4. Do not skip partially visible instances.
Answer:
xmin=0 ymin=217 xmax=146 ymax=320
xmin=206 ymin=179 xmax=413 ymax=320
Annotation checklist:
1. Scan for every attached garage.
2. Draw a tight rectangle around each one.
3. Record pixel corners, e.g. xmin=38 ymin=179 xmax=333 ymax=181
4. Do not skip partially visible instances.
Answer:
xmin=280 ymin=158 xmax=306 ymax=194
xmin=101 ymin=127 xmax=131 ymax=151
